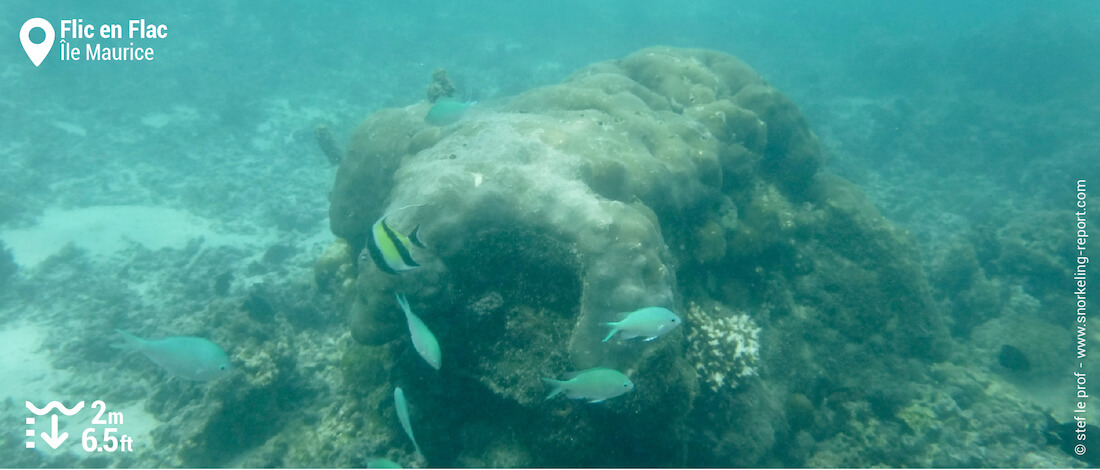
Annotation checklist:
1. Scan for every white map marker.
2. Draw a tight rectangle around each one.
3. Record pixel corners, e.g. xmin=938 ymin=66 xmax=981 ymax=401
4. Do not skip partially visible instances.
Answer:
xmin=20 ymin=18 xmax=55 ymax=67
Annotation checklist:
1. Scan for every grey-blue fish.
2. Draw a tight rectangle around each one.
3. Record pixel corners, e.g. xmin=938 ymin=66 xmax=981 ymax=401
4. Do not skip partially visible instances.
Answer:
xmin=366 ymin=457 xmax=402 ymax=468
xmin=394 ymin=387 xmax=422 ymax=457
xmin=542 ymin=367 xmax=634 ymax=403
xmin=112 ymin=329 xmax=231 ymax=381
xmin=603 ymin=306 xmax=682 ymax=342
xmin=396 ymin=293 xmax=441 ymax=370
xmin=425 ymin=98 xmax=475 ymax=126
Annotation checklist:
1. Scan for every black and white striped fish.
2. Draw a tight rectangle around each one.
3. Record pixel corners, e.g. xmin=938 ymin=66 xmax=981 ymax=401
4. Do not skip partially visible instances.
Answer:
xmin=360 ymin=205 xmax=425 ymax=274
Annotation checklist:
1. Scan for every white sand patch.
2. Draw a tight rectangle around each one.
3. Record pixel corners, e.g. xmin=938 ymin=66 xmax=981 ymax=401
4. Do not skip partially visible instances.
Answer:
xmin=1027 ymin=375 xmax=1099 ymax=427
xmin=140 ymin=105 xmax=199 ymax=129
xmin=0 ymin=321 xmax=71 ymax=401
xmin=50 ymin=121 xmax=87 ymax=137
xmin=1 ymin=205 xmax=272 ymax=268
xmin=2 ymin=320 xmax=161 ymax=460
xmin=301 ymin=223 xmax=337 ymax=253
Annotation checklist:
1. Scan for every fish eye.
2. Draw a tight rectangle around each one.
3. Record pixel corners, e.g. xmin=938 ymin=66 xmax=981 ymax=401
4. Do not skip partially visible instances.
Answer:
xmin=220 ymin=365 xmax=227 ymax=370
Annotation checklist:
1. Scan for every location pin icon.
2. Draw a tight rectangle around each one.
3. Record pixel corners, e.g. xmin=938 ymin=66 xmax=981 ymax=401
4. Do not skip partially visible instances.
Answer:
xmin=20 ymin=18 xmax=55 ymax=67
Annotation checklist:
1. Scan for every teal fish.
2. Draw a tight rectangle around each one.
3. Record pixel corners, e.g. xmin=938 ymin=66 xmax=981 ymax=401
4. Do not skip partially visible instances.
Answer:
xmin=113 ymin=330 xmax=231 ymax=381
xmin=396 ymin=293 xmax=441 ymax=370
xmin=602 ymin=306 xmax=682 ymax=342
xmin=542 ymin=367 xmax=634 ymax=403
xmin=366 ymin=457 xmax=402 ymax=468
xmin=363 ymin=205 xmax=425 ymax=275
xmin=424 ymin=98 xmax=475 ymax=126
xmin=394 ymin=387 xmax=422 ymax=457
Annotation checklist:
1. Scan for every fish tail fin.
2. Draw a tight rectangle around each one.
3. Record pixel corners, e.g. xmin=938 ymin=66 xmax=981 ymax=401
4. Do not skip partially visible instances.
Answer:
xmin=395 ymin=293 xmax=411 ymax=316
xmin=408 ymin=225 xmax=425 ymax=248
xmin=542 ymin=378 xmax=565 ymax=400
xmin=602 ymin=323 xmax=618 ymax=342
xmin=111 ymin=329 xmax=144 ymax=350
xmin=382 ymin=203 xmax=426 ymax=220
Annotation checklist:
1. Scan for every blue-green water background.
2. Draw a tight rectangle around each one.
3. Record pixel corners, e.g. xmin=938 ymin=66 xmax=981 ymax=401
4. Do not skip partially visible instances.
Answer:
xmin=1 ymin=0 xmax=1099 ymax=467
xmin=3 ymin=1 xmax=1097 ymax=234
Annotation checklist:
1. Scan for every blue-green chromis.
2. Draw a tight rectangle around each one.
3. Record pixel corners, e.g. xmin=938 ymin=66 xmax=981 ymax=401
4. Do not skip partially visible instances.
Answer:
xmin=113 ymin=329 xmax=231 ymax=381
xmin=542 ymin=367 xmax=634 ymax=403
xmin=603 ymin=306 xmax=682 ymax=342
xmin=394 ymin=387 xmax=422 ymax=457
xmin=396 ymin=293 xmax=441 ymax=370
xmin=424 ymin=98 xmax=475 ymax=126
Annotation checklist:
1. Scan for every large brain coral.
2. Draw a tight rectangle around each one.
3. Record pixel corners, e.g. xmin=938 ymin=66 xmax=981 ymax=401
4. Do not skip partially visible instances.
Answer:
xmin=327 ymin=46 xmax=946 ymax=466
xmin=331 ymin=46 xmax=821 ymax=365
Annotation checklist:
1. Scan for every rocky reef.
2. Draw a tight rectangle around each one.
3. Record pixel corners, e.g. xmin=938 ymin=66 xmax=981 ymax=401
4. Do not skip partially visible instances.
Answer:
xmin=0 ymin=239 xmax=14 ymax=289
xmin=324 ymin=46 xmax=971 ymax=466
xmin=685 ymin=301 xmax=760 ymax=392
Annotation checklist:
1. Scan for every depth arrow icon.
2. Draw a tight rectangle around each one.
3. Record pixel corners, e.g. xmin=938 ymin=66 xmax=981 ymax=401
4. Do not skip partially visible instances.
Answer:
xmin=40 ymin=415 xmax=68 ymax=449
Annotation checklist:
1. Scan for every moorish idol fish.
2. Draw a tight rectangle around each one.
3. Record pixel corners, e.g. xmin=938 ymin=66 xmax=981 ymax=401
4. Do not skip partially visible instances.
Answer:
xmin=362 ymin=204 xmax=425 ymax=274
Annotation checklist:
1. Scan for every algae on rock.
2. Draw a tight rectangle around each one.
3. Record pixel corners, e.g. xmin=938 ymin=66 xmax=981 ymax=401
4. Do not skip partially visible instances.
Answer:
xmin=326 ymin=46 xmax=952 ymax=466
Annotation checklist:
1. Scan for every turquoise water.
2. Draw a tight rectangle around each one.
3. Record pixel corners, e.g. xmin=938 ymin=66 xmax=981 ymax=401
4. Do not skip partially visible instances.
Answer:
xmin=1 ymin=1 xmax=1098 ymax=467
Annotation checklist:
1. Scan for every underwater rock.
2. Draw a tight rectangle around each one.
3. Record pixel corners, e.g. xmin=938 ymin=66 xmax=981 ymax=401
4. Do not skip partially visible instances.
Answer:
xmin=315 ymin=124 xmax=343 ymax=165
xmin=335 ymin=47 xmax=781 ymax=370
xmin=313 ymin=238 xmax=356 ymax=297
xmin=213 ymin=270 xmax=233 ymax=296
xmin=997 ymin=344 xmax=1031 ymax=371
xmin=327 ymin=46 xmax=950 ymax=466
xmin=0 ymin=239 xmax=15 ymax=286
xmin=263 ymin=243 xmax=296 ymax=265
xmin=243 ymin=290 xmax=275 ymax=322
xmin=149 ymin=329 xmax=310 ymax=467
xmin=785 ymin=392 xmax=816 ymax=432
xmin=971 ymin=312 xmax=1062 ymax=382
xmin=692 ymin=220 xmax=726 ymax=263
xmin=1048 ymin=416 xmax=1100 ymax=466
xmin=426 ymin=68 xmax=456 ymax=103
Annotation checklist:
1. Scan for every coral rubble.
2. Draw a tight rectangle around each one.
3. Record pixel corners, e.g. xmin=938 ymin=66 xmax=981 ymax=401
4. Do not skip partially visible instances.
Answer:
xmin=685 ymin=302 xmax=760 ymax=392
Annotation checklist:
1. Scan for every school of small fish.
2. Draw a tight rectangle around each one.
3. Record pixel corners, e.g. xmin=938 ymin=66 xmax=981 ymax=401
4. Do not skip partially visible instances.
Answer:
xmin=112 ymin=103 xmax=686 ymax=465
xmin=355 ymin=202 xmax=685 ymax=462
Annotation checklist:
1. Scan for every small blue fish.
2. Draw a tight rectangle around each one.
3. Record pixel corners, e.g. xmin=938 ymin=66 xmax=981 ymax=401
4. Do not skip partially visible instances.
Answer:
xmin=363 ymin=205 xmax=425 ymax=275
xmin=113 ymin=330 xmax=231 ymax=381
xmin=394 ymin=387 xmax=422 ymax=457
xmin=424 ymin=98 xmax=475 ymax=126
xmin=542 ymin=367 xmax=634 ymax=403
xmin=602 ymin=306 xmax=682 ymax=342
xmin=396 ymin=294 xmax=441 ymax=370
xmin=366 ymin=457 xmax=402 ymax=468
